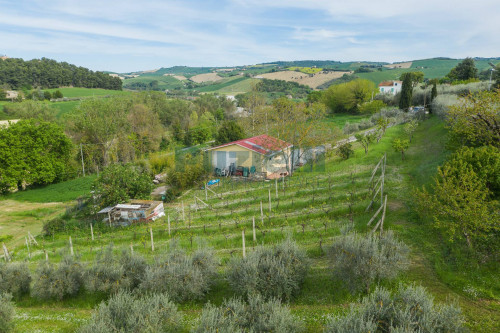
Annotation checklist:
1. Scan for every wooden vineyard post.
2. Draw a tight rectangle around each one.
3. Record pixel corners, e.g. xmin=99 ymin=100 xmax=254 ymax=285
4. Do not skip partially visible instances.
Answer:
xmin=242 ymin=229 xmax=246 ymax=258
xmin=205 ymin=184 xmax=208 ymax=200
xmin=275 ymin=178 xmax=278 ymax=198
xmin=45 ymin=250 xmax=48 ymax=261
xmin=25 ymin=237 xmax=31 ymax=259
xmin=182 ymin=201 xmax=185 ymax=222
xmin=130 ymin=243 xmax=134 ymax=254
xmin=268 ymin=189 xmax=272 ymax=212
xmin=260 ymin=201 xmax=264 ymax=226
xmin=380 ymin=194 xmax=387 ymax=236
xmin=252 ymin=216 xmax=256 ymax=242
xmin=168 ymin=214 xmax=171 ymax=237
xmin=90 ymin=223 xmax=94 ymax=241
xmin=69 ymin=236 xmax=74 ymax=256
xmin=150 ymin=227 xmax=155 ymax=252
xmin=2 ymin=243 xmax=10 ymax=262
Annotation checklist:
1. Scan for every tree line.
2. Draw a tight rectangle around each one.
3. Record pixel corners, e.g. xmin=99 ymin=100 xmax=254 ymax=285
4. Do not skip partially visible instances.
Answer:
xmin=0 ymin=57 xmax=122 ymax=90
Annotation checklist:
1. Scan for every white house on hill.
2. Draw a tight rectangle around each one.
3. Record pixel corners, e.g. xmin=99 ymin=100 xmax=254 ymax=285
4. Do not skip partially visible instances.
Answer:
xmin=378 ymin=80 xmax=402 ymax=95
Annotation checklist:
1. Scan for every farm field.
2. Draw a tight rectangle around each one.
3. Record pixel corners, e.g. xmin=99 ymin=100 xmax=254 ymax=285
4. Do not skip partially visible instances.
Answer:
xmin=215 ymin=77 xmax=259 ymax=95
xmin=384 ymin=61 xmax=413 ymax=69
xmin=123 ymin=74 xmax=185 ymax=90
xmin=193 ymin=76 xmax=248 ymax=93
xmin=2 ymin=116 xmax=499 ymax=332
xmin=189 ymin=72 xmax=224 ymax=83
xmin=259 ymin=71 xmax=351 ymax=89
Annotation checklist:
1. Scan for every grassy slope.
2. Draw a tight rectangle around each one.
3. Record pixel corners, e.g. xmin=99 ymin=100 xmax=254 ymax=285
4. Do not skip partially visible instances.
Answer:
xmin=46 ymin=88 xmax=130 ymax=98
xmin=216 ymin=78 xmax=259 ymax=95
xmin=5 ymin=117 xmax=499 ymax=332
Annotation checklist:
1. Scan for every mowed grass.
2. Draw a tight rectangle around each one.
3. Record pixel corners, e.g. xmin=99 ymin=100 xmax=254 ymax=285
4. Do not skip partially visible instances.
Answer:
xmin=4 ymin=116 xmax=499 ymax=332
xmin=3 ymin=175 xmax=96 ymax=203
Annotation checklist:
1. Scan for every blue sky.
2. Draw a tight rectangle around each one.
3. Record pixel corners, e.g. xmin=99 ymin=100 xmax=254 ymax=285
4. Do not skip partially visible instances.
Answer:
xmin=1 ymin=0 xmax=499 ymax=72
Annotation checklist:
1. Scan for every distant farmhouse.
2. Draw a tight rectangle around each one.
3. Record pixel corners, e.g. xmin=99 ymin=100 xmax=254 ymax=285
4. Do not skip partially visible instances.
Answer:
xmin=378 ymin=80 xmax=402 ymax=95
xmin=206 ymin=134 xmax=293 ymax=179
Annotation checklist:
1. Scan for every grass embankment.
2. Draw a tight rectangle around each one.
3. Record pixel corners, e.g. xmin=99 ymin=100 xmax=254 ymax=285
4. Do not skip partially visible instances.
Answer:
xmin=4 ymin=116 xmax=499 ymax=332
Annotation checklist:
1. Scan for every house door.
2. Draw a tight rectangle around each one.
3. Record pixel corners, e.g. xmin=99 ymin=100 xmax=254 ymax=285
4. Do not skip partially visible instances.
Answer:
xmin=228 ymin=151 xmax=237 ymax=167
xmin=216 ymin=151 xmax=227 ymax=169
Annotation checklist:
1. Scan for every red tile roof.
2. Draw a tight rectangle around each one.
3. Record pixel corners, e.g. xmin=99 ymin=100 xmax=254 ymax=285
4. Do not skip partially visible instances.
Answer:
xmin=378 ymin=80 xmax=402 ymax=87
xmin=207 ymin=134 xmax=292 ymax=155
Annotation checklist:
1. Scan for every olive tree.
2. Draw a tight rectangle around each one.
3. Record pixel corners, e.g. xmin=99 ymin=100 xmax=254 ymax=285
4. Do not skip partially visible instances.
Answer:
xmin=328 ymin=231 xmax=409 ymax=293
xmin=325 ymin=284 xmax=465 ymax=333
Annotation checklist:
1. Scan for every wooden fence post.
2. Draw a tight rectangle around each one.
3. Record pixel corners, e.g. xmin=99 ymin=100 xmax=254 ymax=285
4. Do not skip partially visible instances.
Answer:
xmin=275 ymin=178 xmax=278 ymax=198
xmin=182 ymin=201 xmax=185 ymax=222
xmin=130 ymin=243 xmax=134 ymax=254
xmin=90 ymin=223 xmax=94 ymax=241
xmin=2 ymin=243 xmax=10 ymax=262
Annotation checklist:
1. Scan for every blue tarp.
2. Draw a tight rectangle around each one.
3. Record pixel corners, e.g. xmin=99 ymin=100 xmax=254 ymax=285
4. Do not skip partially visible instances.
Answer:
xmin=207 ymin=179 xmax=220 ymax=186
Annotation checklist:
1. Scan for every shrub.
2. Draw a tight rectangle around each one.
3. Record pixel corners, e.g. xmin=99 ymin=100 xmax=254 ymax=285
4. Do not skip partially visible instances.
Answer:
xmin=42 ymin=217 xmax=67 ymax=236
xmin=336 ymin=142 xmax=354 ymax=160
xmin=78 ymin=291 xmax=182 ymax=333
xmin=431 ymin=94 xmax=459 ymax=118
xmin=0 ymin=262 xmax=31 ymax=298
xmin=193 ymin=294 xmax=303 ymax=333
xmin=342 ymin=122 xmax=359 ymax=135
xmin=85 ymin=246 xmax=135 ymax=294
xmin=119 ymin=250 xmax=148 ymax=290
xmin=140 ymin=245 xmax=218 ymax=302
xmin=328 ymin=231 xmax=409 ymax=293
xmin=357 ymin=119 xmax=373 ymax=131
xmin=0 ymin=293 xmax=15 ymax=333
xmin=325 ymin=284 xmax=465 ymax=333
xmin=227 ymin=238 xmax=309 ymax=302
xmin=32 ymin=256 xmax=84 ymax=300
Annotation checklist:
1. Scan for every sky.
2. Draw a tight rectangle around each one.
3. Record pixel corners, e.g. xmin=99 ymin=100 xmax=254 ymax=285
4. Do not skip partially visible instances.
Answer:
xmin=1 ymin=0 xmax=499 ymax=73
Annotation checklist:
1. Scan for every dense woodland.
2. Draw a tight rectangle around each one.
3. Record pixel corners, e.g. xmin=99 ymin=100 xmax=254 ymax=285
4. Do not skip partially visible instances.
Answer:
xmin=0 ymin=57 xmax=122 ymax=90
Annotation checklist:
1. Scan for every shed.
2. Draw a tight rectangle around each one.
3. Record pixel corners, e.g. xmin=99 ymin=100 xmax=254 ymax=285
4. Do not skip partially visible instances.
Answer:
xmin=98 ymin=200 xmax=165 ymax=226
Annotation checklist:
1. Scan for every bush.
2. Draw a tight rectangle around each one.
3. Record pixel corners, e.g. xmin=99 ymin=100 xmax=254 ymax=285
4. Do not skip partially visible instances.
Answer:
xmin=78 ymin=291 xmax=182 ymax=333
xmin=0 ymin=293 xmax=15 ymax=333
xmin=431 ymin=94 xmax=459 ymax=118
xmin=342 ymin=122 xmax=359 ymax=135
xmin=42 ymin=217 xmax=67 ymax=236
xmin=336 ymin=142 xmax=354 ymax=160
xmin=328 ymin=231 xmax=409 ymax=293
xmin=140 ymin=244 xmax=218 ymax=302
xmin=227 ymin=238 xmax=308 ymax=302
xmin=0 ymin=262 xmax=31 ymax=298
xmin=193 ymin=294 xmax=303 ymax=333
xmin=85 ymin=246 xmax=127 ymax=294
xmin=325 ymin=284 xmax=465 ymax=333
xmin=32 ymin=256 xmax=84 ymax=300
xmin=357 ymin=119 xmax=373 ymax=131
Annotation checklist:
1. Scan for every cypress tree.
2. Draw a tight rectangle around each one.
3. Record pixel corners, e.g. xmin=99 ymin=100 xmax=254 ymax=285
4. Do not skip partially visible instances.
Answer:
xmin=399 ymin=73 xmax=413 ymax=111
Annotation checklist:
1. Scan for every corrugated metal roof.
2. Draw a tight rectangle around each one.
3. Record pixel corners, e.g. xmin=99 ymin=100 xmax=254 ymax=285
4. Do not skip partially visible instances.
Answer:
xmin=115 ymin=204 xmax=142 ymax=209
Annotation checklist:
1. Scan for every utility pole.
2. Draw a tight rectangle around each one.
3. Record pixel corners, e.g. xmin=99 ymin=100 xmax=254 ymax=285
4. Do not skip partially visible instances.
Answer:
xmin=80 ymin=143 xmax=85 ymax=177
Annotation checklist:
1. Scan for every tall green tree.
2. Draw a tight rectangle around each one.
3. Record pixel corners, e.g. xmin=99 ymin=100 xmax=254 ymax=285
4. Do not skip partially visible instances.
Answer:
xmin=0 ymin=119 xmax=73 ymax=192
xmin=323 ymin=79 xmax=377 ymax=114
xmin=215 ymin=120 xmax=245 ymax=145
xmin=447 ymin=57 xmax=478 ymax=81
xmin=399 ymin=73 xmax=413 ymax=111
xmin=92 ymin=164 xmax=152 ymax=209
xmin=446 ymin=91 xmax=500 ymax=148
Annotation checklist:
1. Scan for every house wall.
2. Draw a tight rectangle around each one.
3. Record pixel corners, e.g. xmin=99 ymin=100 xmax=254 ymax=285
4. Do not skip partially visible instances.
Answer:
xmin=263 ymin=147 xmax=291 ymax=176
xmin=210 ymin=145 xmax=263 ymax=172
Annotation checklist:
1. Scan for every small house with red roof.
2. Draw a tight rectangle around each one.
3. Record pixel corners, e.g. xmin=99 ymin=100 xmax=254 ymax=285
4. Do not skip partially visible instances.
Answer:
xmin=206 ymin=134 xmax=293 ymax=178
xmin=378 ymin=80 xmax=402 ymax=95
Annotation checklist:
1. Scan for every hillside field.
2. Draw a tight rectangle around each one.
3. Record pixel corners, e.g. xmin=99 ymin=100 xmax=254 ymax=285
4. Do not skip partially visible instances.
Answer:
xmin=1 ymin=116 xmax=498 ymax=332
